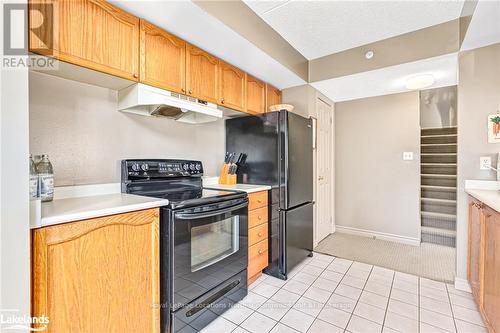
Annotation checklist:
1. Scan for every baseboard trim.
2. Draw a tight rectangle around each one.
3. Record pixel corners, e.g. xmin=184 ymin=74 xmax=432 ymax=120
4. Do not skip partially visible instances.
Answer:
xmin=454 ymin=277 xmax=472 ymax=292
xmin=335 ymin=225 xmax=421 ymax=246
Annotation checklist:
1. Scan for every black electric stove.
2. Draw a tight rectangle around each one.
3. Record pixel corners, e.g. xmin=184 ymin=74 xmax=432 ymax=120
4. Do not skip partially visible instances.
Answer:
xmin=121 ymin=159 xmax=249 ymax=333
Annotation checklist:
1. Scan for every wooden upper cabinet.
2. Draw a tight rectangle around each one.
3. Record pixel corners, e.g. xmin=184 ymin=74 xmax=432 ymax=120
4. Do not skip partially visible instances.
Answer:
xmin=32 ymin=209 xmax=160 ymax=332
xmin=246 ymin=75 xmax=266 ymax=114
xmin=186 ymin=44 xmax=218 ymax=103
xmin=468 ymin=200 xmax=484 ymax=303
xmin=482 ymin=206 xmax=500 ymax=333
xmin=29 ymin=0 xmax=140 ymax=81
xmin=218 ymin=61 xmax=246 ymax=112
xmin=140 ymin=20 xmax=185 ymax=93
xmin=265 ymin=84 xmax=282 ymax=112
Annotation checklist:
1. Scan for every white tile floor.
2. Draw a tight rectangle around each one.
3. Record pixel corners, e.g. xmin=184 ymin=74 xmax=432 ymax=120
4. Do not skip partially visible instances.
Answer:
xmin=200 ymin=253 xmax=487 ymax=333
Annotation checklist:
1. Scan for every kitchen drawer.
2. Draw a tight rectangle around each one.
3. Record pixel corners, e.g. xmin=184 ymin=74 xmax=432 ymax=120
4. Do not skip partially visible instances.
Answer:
xmin=248 ymin=206 xmax=268 ymax=228
xmin=248 ymin=191 xmax=268 ymax=210
xmin=249 ymin=223 xmax=268 ymax=246
xmin=248 ymin=244 xmax=268 ymax=277
xmin=248 ymin=239 xmax=268 ymax=260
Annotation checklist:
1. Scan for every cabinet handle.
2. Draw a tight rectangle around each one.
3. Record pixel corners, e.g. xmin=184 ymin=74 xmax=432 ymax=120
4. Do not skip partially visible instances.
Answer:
xmin=133 ymin=74 xmax=138 ymax=79
xmin=221 ymin=98 xmax=225 ymax=104
xmin=257 ymin=199 xmax=262 ymax=203
xmin=189 ymin=89 xmax=193 ymax=94
xmin=258 ymin=232 xmax=263 ymax=237
xmin=258 ymin=216 xmax=262 ymax=220
xmin=258 ymin=249 xmax=264 ymax=254
xmin=181 ymin=88 xmax=186 ymax=93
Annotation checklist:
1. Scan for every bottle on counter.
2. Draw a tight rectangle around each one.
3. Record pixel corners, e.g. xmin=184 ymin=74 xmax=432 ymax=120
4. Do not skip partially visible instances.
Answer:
xmin=36 ymin=154 xmax=54 ymax=202
xmin=29 ymin=154 xmax=39 ymax=199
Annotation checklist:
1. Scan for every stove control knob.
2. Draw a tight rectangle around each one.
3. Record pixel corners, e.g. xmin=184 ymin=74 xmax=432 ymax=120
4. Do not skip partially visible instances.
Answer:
xmin=131 ymin=163 xmax=140 ymax=172
xmin=141 ymin=163 xmax=149 ymax=171
xmin=195 ymin=163 xmax=201 ymax=171
xmin=189 ymin=163 xmax=195 ymax=171
xmin=183 ymin=163 xmax=189 ymax=170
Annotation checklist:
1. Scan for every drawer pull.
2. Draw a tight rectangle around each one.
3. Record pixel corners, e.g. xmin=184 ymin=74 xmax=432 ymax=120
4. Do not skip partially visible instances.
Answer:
xmin=258 ymin=249 xmax=264 ymax=254
xmin=258 ymin=232 xmax=263 ymax=237
xmin=258 ymin=216 xmax=262 ymax=220
xmin=257 ymin=199 xmax=262 ymax=203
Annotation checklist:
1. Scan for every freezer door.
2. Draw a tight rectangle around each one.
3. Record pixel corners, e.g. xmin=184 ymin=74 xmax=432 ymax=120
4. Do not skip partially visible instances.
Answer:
xmin=225 ymin=113 xmax=279 ymax=186
xmin=283 ymin=202 xmax=313 ymax=276
xmin=280 ymin=111 xmax=314 ymax=209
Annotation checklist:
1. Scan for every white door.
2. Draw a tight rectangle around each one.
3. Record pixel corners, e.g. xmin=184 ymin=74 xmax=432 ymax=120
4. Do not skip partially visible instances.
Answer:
xmin=316 ymin=98 xmax=333 ymax=243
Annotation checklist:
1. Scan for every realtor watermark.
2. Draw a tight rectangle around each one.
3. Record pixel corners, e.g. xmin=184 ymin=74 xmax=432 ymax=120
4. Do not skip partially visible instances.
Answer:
xmin=0 ymin=309 xmax=49 ymax=331
xmin=2 ymin=2 xmax=57 ymax=70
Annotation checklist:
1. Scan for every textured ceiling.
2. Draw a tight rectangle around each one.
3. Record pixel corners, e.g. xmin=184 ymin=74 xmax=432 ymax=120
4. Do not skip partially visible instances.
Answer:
xmin=311 ymin=53 xmax=458 ymax=102
xmin=244 ymin=0 xmax=465 ymax=59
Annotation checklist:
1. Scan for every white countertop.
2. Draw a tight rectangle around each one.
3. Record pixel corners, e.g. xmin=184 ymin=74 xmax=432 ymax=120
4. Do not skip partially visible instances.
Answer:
xmin=33 ymin=193 xmax=169 ymax=229
xmin=204 ymin=183 xmax=271 ymax=194
xmin=466 ymin=189 xmax=500 ymax=213
xmin=465 ymin=180 xmax=500 ymax=213
xmin=203 ymin=176 xmax=271 ymax=193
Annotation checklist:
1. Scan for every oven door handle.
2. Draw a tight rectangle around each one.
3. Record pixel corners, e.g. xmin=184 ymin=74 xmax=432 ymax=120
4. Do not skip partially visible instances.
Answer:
xmin=174 ymin=201 xmax=248 ymax=219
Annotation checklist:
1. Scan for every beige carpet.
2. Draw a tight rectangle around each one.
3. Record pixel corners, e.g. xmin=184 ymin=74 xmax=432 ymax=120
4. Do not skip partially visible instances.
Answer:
xmin=315 ymin=233 xmax=456 ymax=282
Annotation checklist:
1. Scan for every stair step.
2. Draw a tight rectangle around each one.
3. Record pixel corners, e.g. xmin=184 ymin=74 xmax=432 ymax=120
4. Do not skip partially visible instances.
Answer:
xmin=421 ymin=174 xmax=456 ymax=178
xmin=422 ymin=144 xmax=457 ymax=154
xmin=421 ymin=214 xmax=456 ymax=230
xmin=421 ymin=163 xmax=457 ymax=166
xmin=421 ymin=198 xmax=457 ymax=204
xmin=421 ymin=164 xmax=457 ymax=176
xmin=421 ymin=127 xmax=457 ymax=136
xmin=421 ymin=226 xmax=456 ymax=237
xmin=421 ymin=136 xmax=457 ymax=144
xmin=421 ymin=134 xmax=457 ymax=138
xmin=421 ymin=211 xmax=456 ymax=220
xmin=421 ymin=143 xmax=457 ymax=146
xmin=421 ymin=185 xmax=457 ymax=191
xmin=421 ymin=154 xmax=457 ymax=164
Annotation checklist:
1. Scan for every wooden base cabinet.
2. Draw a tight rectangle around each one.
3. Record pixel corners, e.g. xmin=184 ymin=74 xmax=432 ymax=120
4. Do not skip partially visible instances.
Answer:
xmin=247 ymin=191 xmax=269 ymax=284
xmin=467 ymin=197 xmax=500 ymax=333
xmin=32 ymin=209 xmax=160 ymax=333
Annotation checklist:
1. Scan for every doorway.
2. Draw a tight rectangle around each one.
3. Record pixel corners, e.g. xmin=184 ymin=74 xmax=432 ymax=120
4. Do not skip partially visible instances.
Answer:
xmin=315 ymin=97 xmax=334 ymax=244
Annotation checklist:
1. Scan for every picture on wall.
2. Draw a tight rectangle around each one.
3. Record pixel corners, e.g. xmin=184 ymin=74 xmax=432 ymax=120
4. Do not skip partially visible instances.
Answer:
xmin=488 ymin=114 xmax=500 ymax=143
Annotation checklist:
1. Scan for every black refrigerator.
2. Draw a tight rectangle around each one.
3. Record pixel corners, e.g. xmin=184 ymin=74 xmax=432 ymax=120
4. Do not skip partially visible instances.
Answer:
xmin=225 ymin=110 xmax=314 ymax=280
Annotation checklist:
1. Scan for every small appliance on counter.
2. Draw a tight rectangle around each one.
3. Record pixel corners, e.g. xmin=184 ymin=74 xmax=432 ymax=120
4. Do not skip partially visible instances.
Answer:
xmin=225 ymin=110 xmax=314 ymax=280
xmin=121 ymin=159 xmax=248 ymax=333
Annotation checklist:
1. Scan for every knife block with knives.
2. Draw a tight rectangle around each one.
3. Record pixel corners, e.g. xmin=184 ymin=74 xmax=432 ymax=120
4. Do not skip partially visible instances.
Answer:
xmin=219 ymin=152 xmax=243 ymax=185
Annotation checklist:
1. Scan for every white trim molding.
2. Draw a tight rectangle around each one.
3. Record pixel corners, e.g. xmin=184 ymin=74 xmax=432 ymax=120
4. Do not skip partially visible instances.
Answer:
xmin=335 ymin=225 xmax=421 ymax=246
xmin=454 ymin=277 xmax=472 ymax=293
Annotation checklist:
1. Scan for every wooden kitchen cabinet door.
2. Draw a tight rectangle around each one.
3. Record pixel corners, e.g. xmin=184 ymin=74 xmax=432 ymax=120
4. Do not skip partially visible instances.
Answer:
xmin=218 ymin=61 xmax=246 ymax=111
xmin=482 ymin=206 xmax=500 ymax=333
xmin=29 ymin=0 xmax=140 ymax=81
xmin=32 ymin=209 xmax=160 ymax=333
xmin=246 ymin=75 xmax=266 ymax=114
xmin=265 ymin=84 xmax=282 ymax=111
xmin=140 ymin=20 xmax=186 ymax=93
xmin=468 ymin=200 xmax=484 ymax=304
xmin=186 ymin=44 xmax=218 ymax=103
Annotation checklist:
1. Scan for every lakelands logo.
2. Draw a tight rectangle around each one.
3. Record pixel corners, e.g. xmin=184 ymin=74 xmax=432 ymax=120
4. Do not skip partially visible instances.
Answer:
xmin=2 ymin=2 xmax=56 ymax=69
xmin=0 ymin=309 xmax=49 ymax=331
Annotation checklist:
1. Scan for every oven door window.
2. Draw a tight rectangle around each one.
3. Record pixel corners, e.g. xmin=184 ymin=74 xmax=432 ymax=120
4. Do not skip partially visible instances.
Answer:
xmin=191 ymin=216 xmax=239 ymax=272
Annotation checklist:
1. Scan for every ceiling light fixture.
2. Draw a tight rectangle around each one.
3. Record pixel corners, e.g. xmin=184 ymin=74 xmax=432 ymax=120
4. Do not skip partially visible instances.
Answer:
xmin=405 ymin=74 xmax=435 ymax=90
xmin=365 ymin=51 xmax=374 ymax=59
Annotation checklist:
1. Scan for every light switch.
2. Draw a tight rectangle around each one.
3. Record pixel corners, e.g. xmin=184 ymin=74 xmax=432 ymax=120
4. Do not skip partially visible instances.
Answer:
xmin=403 ymin=152 xmax=414 ymax=161
xmin=480 ymin=156 xmax=492 ymax=170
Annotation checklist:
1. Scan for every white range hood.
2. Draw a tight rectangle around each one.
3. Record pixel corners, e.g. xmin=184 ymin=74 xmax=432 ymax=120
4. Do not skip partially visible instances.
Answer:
xmin=118 ymin=83 xmax=222 ymax=124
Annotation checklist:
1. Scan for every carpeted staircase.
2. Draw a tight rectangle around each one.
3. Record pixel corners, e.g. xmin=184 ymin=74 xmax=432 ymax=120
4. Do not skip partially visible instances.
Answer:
xmin=420 ymin=127 xmax=457 ymax=247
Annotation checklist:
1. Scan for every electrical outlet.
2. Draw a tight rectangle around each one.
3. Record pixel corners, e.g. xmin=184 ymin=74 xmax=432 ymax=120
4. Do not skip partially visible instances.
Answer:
xmin=403 ymin=152 xmax=414 ymax=161
xmin=480 ymin=156 xmax=492 ymax=170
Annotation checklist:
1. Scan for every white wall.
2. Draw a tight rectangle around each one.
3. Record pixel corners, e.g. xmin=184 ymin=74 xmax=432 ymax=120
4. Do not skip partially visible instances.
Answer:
xmin=456 ymin=43 xmax=500 ymax=281
xmin=0 ymin=0 xmax=31 ymax=323
xmin=335 ymin=91 xmax=421 ymax=243
xmin=29 ymin=72 xmax=225 ymax=185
